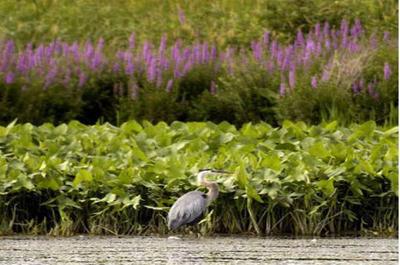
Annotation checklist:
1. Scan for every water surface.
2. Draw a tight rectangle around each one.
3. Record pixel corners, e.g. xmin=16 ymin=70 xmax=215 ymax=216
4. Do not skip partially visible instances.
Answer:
xmin=0 ymin=236 xmax=397 ymax=264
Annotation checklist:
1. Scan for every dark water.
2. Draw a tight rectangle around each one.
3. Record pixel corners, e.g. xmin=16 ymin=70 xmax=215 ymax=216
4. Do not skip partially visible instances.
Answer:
xmin=0 ymin=236 xmax=397 ymax=264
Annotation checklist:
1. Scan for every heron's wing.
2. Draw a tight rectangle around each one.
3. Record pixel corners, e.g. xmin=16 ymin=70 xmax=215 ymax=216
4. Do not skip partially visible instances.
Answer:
xmin=168 ymin=191 xmax=207 ymax=230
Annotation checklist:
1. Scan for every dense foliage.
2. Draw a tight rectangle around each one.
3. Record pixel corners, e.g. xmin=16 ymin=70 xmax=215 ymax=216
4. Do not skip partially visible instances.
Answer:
xmin=0 ymin=19 xmax=397 ymax=126
xmin=0 ymin=120 xmax=397 ymax=236
xmin=0 ymin=0 xmax=397 ymax=46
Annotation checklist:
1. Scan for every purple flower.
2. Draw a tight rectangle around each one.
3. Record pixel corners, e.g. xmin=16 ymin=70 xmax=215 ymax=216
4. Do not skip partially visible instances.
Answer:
xmin=96 ymin=38 xmax=105 ymax=51
xmin=4 ymin=71 xmax=14 ymax=84
xmin=367 ymin=83 xmax=379 ymax=100
xmin=129 ymin=33 xmax=136 ymax=50
xmin=314 ymin=23 xmax=321 ymax=39
xmin=263 ymin=31 xmax=270 ymax=46
xmin=91 ymin=51 xmax=103 ymax=71
xmin=124 ymin=52 xmax=134 ymax=75
xmin=311 ymin=76 xmax=317 ymax=89
xmin=323 ymin=22 xmax=330 ymax=37
xmin=322 ymin=69 xmax=330 ymax=81
xmin=44 ymin=69 xmax=58 ymax=88
xmin=324 ymin=38 xmax=331 ymax=49
xmin=350 ymin=19 xmax=363 ymax=38
xmin=173 ymin=65 xmax=181 ymax=78
xmin=265 ymin=59 xmax=275 ymax=73
xmin=295 ymin=30 xmax=305 ymax=48
xmin=383 ymin=31 xmax=390 ymax=42
xmin=78 ymin=71 xmax=87 ymax=87
xmin=384 ymin=63 xmax=391 ymax=80
xmin=270 ymin=40 xmax=278 ymax=58
xmin=288 ymin=68 xmax=296 ymax=88
xmin=166 ymin=79 xmax=173 ymax=92
xmin=113 ymin=63 xmax=120 ymax=73
xmin=352 ymin=81 xmax=360 ymax=94
xmin=159 ymin=34 xmax=167 ymax=56
xmin=125 ymin=59 xmax=134 ymax=76
xmin=84 ymin=41 xmax=94 ymax=59
xmin=282 ymin=46 xmax=293 ymax=71
xmin=210 ymin=80 xmax=216 ymax=95
xmin=172 ymin=42 xmax=181 ymax=61
xmin=201 ymin=42 xmax=209 ymax=63
xmin=63 ymin=69 xmax=71 ymax=86
xmin=183 ymin=59 xmax=193 ymax=75
xmin=369 ymin=33 xmax=377 ymax=49
xmin=178 ymin=7 xmax=186 ymax=25
xmin=147 ymin=57 xmax=157 ymax=82
xmin=251 ymin=41 xmax=262 ymax=61
xmin=70 ymin=42 xmax=80 ymax=61
xmin=210 ymin=45 xmax=217 ymax=60
xmin=279 ymin=82 xmax=286 ymax=96
xmin=348 ymin=41 xmax=359 ymax=53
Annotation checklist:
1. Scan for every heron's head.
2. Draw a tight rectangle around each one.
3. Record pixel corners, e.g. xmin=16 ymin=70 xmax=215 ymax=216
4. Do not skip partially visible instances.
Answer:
xmin=197 ymin=168 xmax=231 ymax=185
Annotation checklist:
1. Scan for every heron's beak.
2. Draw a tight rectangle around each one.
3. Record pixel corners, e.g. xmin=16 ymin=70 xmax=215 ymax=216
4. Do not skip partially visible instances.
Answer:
xmin=211 ymin=169 xmax=232 ymax=174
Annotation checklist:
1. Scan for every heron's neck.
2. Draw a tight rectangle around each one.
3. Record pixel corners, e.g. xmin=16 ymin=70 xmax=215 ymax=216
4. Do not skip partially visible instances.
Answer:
xmin=205 ymin=182 xmax=219 ymax=204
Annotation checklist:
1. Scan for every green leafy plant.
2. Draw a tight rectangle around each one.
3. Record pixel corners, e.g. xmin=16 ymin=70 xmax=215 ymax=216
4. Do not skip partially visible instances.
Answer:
xmin=0 ymin=120 xmax=397 ymax=236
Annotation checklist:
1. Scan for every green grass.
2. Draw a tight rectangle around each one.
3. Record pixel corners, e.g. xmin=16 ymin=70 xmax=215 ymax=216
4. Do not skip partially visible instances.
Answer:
xmin=0 ymin=120 xmax=397 ymax=236
xmin=1 ymin=0 xmax=397 ymax=47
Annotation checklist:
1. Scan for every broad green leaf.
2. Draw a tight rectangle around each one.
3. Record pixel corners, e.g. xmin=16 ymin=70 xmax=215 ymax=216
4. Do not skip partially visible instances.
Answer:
xmin=261 ymin=151 xmax=281 ymax=172
xmin=246 ymin=185 xmax=263 ymax=203
xmin=316 ymin=179 xmax=335 ymax=196
xmin=235 ymin=163 xmax=248 ymax=189
xmin=348 ymin=121 xmax=376 ymax=142
xmin=73 ymin=169 xmax=93 ymax=187
xmin=121 ymin=120 xmax=143 ymax=133
xmin=308 ymin=142 xmax=329 ymax=159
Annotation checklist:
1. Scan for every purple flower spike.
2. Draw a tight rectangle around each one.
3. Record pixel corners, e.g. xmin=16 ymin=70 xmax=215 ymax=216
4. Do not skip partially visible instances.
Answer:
xmin=96 ymin=38 xmax=105 ymax=51
xmin=263 ymin=31 xmax=270 ymax=47
xmin=384 ymin=62 xmax=391 ymax=80
xmin=147 ymin=57 xmax=157 ymax=82
xmin=5 ymin=71 xmax=15 ymax=84
xmin=369 ymin=33 xmax=377 ymax=49
xmin=251 ymin=41 xmax=262 ymax=61
xmin=311 ymin=76 xmax=317 ymax=89
xmin=314 ymin=23 xmax=321 ymax=39
xmin=166 ymin=79 xmax=173 ymax=92
xmin=322 ymin=69 xmax=330 ymax=81
xmin=352 ymin=81 xmax=360 ymax=94
xmin=113 ymin=63 xmax=120 ymax=73
xmin=340 ymin=19 xmax=349 ymax=48
xmin=323 ymin=22 xmax=330 ymax=37
xmin=383 ymin=31 xmax=390 ymax=42
xmin=289 ymin=68 xmax=296 ymax=88
xmin=210 ymin=80 xmax=216 ymax=95
xmin=367 ymin=82 xmax=379 ymax=99
xmin=279 ymin=82 xmax=286 ymax=96
xmin=78 ymin=72 xmax=87 ymax=87
xmin=159 ymin=34 xmax=167 ymax=55
xmin=295 ymin=30 xmax=305 ymax=48
xmin=350 ymin=19 xmax=363 ymax=38
xmin=125 ymin=60 xmax=134 ymax=76
xmin=129 ymin=33 xmax=136 ymax=50
xmin=178 ymin=7 xmax=186 ymax=25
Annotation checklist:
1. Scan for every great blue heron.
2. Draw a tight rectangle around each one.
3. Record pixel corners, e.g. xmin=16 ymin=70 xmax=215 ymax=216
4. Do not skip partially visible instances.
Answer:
xmin=167 ymin=169 xmax=230 ymax=230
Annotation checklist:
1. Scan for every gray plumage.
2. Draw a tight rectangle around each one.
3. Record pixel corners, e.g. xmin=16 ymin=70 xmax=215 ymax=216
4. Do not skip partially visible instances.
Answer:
xmin=167 ymin=191 xmax=207 ymax=230
xmin=167 ymin=169 xmax=229 ymax=231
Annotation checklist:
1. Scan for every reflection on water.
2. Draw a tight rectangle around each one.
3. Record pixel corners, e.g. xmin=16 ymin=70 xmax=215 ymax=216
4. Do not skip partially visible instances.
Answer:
xmin=0 ymin=236 xmax=397 ymax=265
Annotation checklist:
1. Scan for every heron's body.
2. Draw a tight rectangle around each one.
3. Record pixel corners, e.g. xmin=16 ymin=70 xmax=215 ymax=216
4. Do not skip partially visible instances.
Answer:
xmin=167 ymin=191 xmax=207 ymax=230
xmin=167 ymin=169 xmax=225 ymax=231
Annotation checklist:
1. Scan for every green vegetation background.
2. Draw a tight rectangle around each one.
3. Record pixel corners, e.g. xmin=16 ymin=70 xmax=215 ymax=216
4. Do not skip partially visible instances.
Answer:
xmin=0 ymin=0 xmax=397 ymax=236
